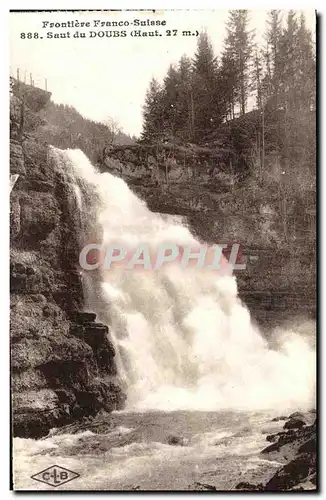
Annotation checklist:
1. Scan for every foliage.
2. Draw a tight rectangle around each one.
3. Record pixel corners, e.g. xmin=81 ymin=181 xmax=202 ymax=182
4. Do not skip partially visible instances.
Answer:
xmin=37 ymin=101 xmax=134 ymax=163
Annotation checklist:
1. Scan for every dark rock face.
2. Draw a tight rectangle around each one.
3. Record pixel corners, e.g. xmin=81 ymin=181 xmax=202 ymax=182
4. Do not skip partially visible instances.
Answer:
xmin=10 ymin=87 xmax=125 ymax=439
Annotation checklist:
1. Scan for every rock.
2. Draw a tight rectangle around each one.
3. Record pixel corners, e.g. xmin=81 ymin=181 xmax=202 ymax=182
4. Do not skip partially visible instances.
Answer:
xmin=266 ymin=434 xmax=278 ymax=442
xmin=10 ymin=194 xmax=21 ymax=239
xmin=12 ymin=389 xmax=67 ymax=438
xmin=284 ymin=418 xmax=306 ymax=430
xmin=235 ymin=482 xmax=264 ymax=491
xmin=10 ymin=140 xmax=26 ymax=175
xmin=259 ymin=419 xmax=317 ymax=491
xmin=19 ymin=192 xmax=59 ymax=243
xmin=265 ymin=454 xmax=316 ymax=491
xmin=70 ymin=311 xmax=97 ymax=323
xmin=9 ymin=99 xmax=124 ymax=438
xmin=23 ymin=178 xmax=55 ymax=192
xmin=299 ymin=436 xmax=316 ymax=454
xmin=192 ymin=482 xmax=219 ymax=491
xmin=288 ymin=411 xmax=305 ymax=420
xmin=271 ymin=415 xmax=287 ymax=422
xmin=11 ymin=336 xmax=95 ymax=372
xmin=166 ymin=434 xmax=186 ymax=446
xmin=10 ymin=262 xmax=41 ymax=293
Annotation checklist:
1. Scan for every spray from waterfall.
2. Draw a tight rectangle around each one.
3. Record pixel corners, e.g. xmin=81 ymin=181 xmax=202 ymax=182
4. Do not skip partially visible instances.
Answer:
xmin=51 ymin=147 xmax=315 ymax=412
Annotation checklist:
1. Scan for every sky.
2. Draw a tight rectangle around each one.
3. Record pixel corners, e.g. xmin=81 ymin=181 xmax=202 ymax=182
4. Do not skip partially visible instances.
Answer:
xmin=10 ymin=10 xmax=316 ymax=137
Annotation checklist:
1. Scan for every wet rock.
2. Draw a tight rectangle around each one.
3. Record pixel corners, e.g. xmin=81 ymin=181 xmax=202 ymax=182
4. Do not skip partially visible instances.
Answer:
xmin=288 ymin=411 xmax=305 ymax=420
xmin=192 ymin=482 xmax=219 ymax=491
xmin=166 ymin=434 xmax=186 ymax=446
xmin=12 ymin=389 xmax=68 ymax=438
xmin=299 ymin=436 xmax=316 ymax=454
xmin=284 ymin=417 xmax=306 ymax=430
xmin=235 ymin=482 xmax=264 ymax=491
xmin=271 ymin=415 xmax=287 ymax=422
xmin=266 ymin=434 xmax=278 ymax=442
xmin=70 ymin=311 xmax=97 ymax=323
xmin=265 ymin=454 xmax=316 ymax=491
xmin=257 ymin=416 xmax=317 ymax=491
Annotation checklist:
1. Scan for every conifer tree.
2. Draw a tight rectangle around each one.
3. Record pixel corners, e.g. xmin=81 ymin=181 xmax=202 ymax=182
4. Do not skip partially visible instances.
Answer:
xmin=265 ymin=10 xmax=282 ymax=106
xmin=192 ymin=32 xmax=223 ymax=141
xmin=178 ymin=55 xmax=194 ymax=140
xmin=141 ymin=77 xmax=164 ymax=142
xmin=224 ymin=10 xmax=255 ymax=115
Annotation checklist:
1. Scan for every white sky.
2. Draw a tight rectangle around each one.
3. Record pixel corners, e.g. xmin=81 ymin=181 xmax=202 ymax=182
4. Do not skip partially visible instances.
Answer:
xmin=10 ymin=10 xmax=316 ymax=136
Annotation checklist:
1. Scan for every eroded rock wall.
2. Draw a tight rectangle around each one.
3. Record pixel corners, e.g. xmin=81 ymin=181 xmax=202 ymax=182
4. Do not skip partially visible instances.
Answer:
xmin=10 ymin=88 xmax=125 ymax=439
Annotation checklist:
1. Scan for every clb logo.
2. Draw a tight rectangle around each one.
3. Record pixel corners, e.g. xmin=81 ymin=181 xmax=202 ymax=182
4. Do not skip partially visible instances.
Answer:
xmin=31 ymin=465 xmax=80 ymax=487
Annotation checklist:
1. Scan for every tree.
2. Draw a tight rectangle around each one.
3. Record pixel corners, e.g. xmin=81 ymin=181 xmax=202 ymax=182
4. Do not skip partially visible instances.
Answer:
xmin=161 ymin=64 xmax=181 ymax=140
xmin=296 ymin=11 xmax=316 ymax=111
xmin=141 ymin=77 xmax=164 ymax=142
xmin=178 ymin=55 xmax=194 ymax=140
xmin=265 ymin=10 xmax=282 ymax=106
xmin=192 ymin=32 xmax=223 ymax=141
xmin=223 ymin=10 xmax=255 ymax=116
xmin=103 ymin=117 xmax=121 ymax=145
xmin=219 ymin=52 xmax=238 ymax=120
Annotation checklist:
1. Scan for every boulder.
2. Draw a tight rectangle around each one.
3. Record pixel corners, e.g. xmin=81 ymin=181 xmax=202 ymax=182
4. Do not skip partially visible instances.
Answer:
xmin=271 ymin=415 xmax=288 ymax=422
xmin=284 ymin=418 xmax=306 ymax=430
xmin=166 ymin=434 xmax=187 ymax=446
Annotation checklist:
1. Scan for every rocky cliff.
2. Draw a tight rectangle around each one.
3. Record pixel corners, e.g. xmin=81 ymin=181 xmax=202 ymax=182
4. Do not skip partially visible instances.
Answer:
xmin=10 ymin=85 xmax=125 ymax=439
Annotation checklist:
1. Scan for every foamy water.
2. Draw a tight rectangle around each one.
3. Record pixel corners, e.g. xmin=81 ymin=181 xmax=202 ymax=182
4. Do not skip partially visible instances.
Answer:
xmin=14 ymin=410 xmax=286 ymax=490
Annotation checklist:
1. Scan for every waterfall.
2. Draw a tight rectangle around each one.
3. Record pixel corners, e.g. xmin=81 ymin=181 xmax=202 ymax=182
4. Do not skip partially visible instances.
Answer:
xmin=51 ymin=147 xmax=315 ymax=412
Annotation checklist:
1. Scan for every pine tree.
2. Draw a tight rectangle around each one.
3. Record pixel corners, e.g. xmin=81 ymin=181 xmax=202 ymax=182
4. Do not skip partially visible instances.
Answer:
xmin=253 ymin=48 xmax=264 ymax=110
xmin=296 ymin=12 xmax=316 ymax=110
xmin=219 ymin=52 xmax=238 ymax=120
xmin=162 ymin=64 xmax=181 ymax=140
xmin=224 ymin=10 xmax=255 ymax=116
xmin=261 ymin=43 xmax=273 ymax=102
xmin=192 ymin=32 xmax=221 ymax=141
xmin=265 ymin=9 xmax=282 ymax=106
xmin=279 ymin=10 xmax=299 ymax=110
xmin=141 ymin=77 xmax=164 ymax=142
xmin=178 ymin=55 xmax=194 ymax=140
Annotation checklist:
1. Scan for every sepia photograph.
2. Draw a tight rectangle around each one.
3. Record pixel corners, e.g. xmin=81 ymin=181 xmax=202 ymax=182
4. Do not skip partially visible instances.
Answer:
xmin=9 ymin=8 xmax=317 ymax=491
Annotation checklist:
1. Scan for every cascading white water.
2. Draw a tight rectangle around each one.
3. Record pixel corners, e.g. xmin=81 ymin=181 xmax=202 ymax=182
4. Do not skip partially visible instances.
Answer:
xmin=53 ymin=147 xmax=315 ymax=412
